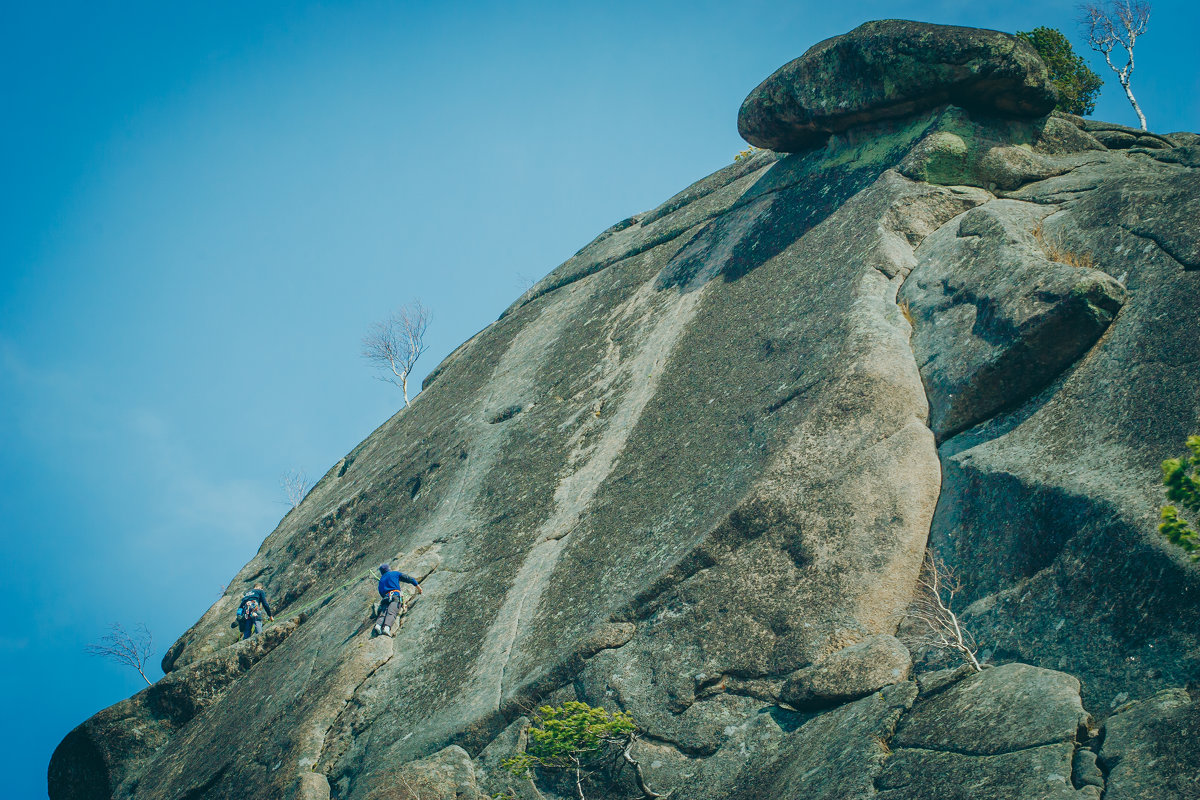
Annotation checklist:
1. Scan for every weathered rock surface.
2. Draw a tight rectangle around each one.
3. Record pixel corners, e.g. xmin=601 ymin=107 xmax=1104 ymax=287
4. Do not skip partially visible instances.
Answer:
xmin=1098 ymin=688 xmax=1200 ymax=799
xmin=739 ymin=20 xmax=1056 ymax=151
xmin=358 ymin=746 xmax=481 ymax=800
xmin=51 ymin=19 xmax=1200 ymax=800
xmin=924 ymin=141 xmax=1200 ymax=706
xmin=780 ymin=634 xmax=912 ymax=709
xmin=49 ymin=619 xmax=301 ymax=800
xmin=744 ymin=682 xmax=918 ymax=800
xmin=897 ymin=108 xmax=1103 ymax=191
xmin=891 ymin=664 xmax=1089 ymax=754
xmin=878 ymin=664 xmax=1095 ymax=800
xmin=900 ymin=198 xmax=1126 ymax=439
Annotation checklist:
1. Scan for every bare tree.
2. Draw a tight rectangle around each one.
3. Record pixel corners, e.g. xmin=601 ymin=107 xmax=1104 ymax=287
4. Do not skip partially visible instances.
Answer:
xmin=1080 ymin=0 xmax=1151 ymax=130
xmin=362 ymin=300 xmax=431 ymax=407
xmin=85 ymin=623 xmax=155 ymax=686
xmin=904 ymin=550 xmax=983 ymax=672
xmin=281 ymin=468 xmax=312 ymax=508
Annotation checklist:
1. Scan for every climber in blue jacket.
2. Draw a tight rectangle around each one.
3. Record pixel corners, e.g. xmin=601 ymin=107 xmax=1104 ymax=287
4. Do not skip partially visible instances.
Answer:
xmin=236 ymin=583 xmax=274 ymax=640
xmin=374 ymin=563 xmax=422 ymax=637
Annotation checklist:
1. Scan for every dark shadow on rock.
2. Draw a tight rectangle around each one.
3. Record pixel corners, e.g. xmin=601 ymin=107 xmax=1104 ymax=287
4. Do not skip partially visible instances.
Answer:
xmin=656 ymin=118 xmax=937 ymax=292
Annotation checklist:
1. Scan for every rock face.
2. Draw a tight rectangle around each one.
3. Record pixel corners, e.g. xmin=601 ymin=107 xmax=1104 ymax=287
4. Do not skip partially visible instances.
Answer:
xmin=878 ymin=664 xmax=1095 ymax=800
xmin=50 ymin=19 xmax=1200 ymax=800
xmin=780 ymin=634 xmax=912 ymax=709
xmin=1099 ymin=689 xmax=1200 ymax=799
xmin=901 ymin=199 xmax=1127 ymax=439
xmin=739 ymin=20 xmax=1057 ymax=152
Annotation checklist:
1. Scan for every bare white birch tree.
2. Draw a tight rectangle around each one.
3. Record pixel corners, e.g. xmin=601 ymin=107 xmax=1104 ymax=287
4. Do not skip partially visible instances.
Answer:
xmin=281 ymin=468 xmax=312 ymax=508
xmin=85 ymin=622 xmax=155 ymax=686
xmin=1080 ymin=0 xmax=1151 ymax=130
xmin=362 ymin=300 xmax=430 ymax=407
xmin=904 ymin=550 xmax=983 ymax=672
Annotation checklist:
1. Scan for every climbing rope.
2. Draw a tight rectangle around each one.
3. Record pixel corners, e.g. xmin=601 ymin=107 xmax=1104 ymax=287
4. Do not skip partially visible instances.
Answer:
xmin=261 ymin=568 xmax=379 ymax=629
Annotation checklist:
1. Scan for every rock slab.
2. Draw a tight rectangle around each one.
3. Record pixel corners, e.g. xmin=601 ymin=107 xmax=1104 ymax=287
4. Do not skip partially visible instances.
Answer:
xmin=1100 ymin=689 xmax=1200 ymax=800
xmin=780 ymin=634 xmax=912 ymax=709
xmin=878 ymin=664 xmax=1095 ymax=800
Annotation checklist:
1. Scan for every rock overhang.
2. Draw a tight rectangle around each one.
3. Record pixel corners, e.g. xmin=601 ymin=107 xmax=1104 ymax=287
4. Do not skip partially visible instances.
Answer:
xmin=738 ymin=19 xmax=1058 ymax=152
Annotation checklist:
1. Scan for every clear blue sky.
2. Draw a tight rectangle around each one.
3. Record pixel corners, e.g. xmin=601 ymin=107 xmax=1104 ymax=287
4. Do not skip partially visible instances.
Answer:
xmin=2 ymin=1 xmax=1196 ymax=796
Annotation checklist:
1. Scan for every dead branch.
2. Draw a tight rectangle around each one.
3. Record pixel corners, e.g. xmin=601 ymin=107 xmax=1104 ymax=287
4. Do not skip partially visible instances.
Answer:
xmin=621 ymin=736 xmax=670 ymax=799
xmin=85 ymin=622 xmax=155 ymax=686
xmin=281 ymin=468 xmax=311 ymax=508
xmin=362 ymin=300 xmax=431 ymax=407
xmin=904 ymin=550 xmax=983 ymax=672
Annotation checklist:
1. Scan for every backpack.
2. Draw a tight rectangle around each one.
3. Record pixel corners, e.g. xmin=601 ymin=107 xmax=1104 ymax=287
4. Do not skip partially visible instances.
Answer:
xmin=238 ymin=594 xmax=262 ymax=621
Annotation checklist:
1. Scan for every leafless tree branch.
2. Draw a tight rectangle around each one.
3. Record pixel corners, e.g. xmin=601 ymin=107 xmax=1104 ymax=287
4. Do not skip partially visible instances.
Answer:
xmin=281 ymin=468 xmax=312 ymax=508
xmin=1080 ymin=0 xmax=1151 ymax=129
xmin=85 ymin=622 xmax=155 ymax=686
xmin=362 ymin=300 xmax=431 ymax=407
xmin=902 ymin=550 xmax=983 ymax=672
xmin=621 ymin=735 xmax=670 ymax=799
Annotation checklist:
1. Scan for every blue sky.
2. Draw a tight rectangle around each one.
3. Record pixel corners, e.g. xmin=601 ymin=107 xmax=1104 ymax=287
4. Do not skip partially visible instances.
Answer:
xmin=2 ymin=1 xmax=1196 ymax=796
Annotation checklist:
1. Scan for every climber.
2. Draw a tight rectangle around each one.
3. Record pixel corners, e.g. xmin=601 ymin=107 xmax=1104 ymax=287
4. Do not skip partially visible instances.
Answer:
xmin=236 ymin=583 xmax=274 ymax=640
xmin=374 ymin=563 xmax=422 ymax=637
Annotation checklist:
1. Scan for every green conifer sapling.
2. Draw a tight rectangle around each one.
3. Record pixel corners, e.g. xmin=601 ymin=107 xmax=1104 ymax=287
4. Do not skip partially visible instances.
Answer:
xmin=1160 ymin=435 xmax=1200 ymax=560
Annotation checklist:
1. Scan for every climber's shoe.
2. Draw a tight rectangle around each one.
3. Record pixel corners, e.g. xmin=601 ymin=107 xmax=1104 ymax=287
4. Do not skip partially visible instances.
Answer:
xmin=382 ymin=625 xmax=391 ymax=637
xmin=373 ymin=625 xmax=382 ymax=636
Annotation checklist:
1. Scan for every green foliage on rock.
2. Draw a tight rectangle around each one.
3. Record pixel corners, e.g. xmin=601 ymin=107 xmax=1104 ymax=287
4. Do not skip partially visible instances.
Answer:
xmin=734 ymin=145 xmax=761 ymax=163
xmin=503 ymin=701 xmax=636 ymax=776
xmin=1016 ymin=27 xmax=1103 ymax=116
xmin=1160 ymin=435 xmax=1200 ymax=561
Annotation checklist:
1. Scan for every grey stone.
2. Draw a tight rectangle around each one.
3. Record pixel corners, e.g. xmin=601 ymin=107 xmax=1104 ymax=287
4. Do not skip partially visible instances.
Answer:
xmin=356 ymin=746 xmax=482 ymax=800
xmin=739 ymin=20 xmax=1056 ymax=151
xmin=48 ymin=619 xmax=303 ymax=800
xmin=914 ymin=664 xmax=975 ymax=697
xmin=1165 ymin=131 xmax=1200 ymax=147
xmin=892 ymin=663 xmax=1089 ymax=755
xmin=876 ymin=743 xmax=1088 ymax=800
xmin=900 ymin=198 xmax=1127 ymax=439
xmin=779 ymin=634 xmax=912 ymax=709
xmin=1071 ymin=747 xmax=1103 ymax=789
xmin=876 ymin=664 xmax=1096 ymax=800
xmin=897 ymin=108 xmax=1087 ymax=192
xmin=1100 ymin=689 xmax=1200 ymax=800
xmin=744 ymin=683 xmax=918 ymax=800
xmin=925 ymin=148 xmax=1200 ymax=707
xmin=1077 ymin=119 xmax=1176 ymax=150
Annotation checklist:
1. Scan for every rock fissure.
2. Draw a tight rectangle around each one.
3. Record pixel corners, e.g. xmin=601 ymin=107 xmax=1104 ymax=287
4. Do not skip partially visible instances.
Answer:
xmin=313 ymin=641 xmax=397 ymax=778
xmin=1121 ymin=224 xmax=1200 ymax=270
xmin=886 ymin=739 xmax=1079 ymax=759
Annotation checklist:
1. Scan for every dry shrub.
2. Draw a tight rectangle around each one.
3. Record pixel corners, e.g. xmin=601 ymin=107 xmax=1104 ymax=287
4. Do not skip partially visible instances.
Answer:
xmin=1032 ymin=221 xmax=1098 ymax=270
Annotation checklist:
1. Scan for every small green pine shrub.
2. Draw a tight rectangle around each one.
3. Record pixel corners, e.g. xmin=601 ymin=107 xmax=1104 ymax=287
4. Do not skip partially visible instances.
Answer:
xmin=1016 ymin=27 xmax=1103 ymax=116
xmin=1160 ymin=435 xmax=1200 ymax=561
xmin=502 ymin=701 xmax=665 ymax=799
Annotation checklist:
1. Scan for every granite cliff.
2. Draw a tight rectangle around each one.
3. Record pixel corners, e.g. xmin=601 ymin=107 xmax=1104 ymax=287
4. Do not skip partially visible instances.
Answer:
xmin=50 ymin=20 xmax=1200 ymax=800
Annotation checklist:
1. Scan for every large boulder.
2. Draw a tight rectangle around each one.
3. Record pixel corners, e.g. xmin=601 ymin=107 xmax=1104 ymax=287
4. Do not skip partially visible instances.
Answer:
xmin=877 ymin=664 xmax=1096 ymax=800
xmin=779 ymin=634 xmax=912 ymax=709
xmin=739 ymin=20 xmax=1057 ymax=151
xmin=1097 ymin=689 xmax=1200 ymax=800
xmin=900 ymin=198 xmax=1126 ymax=439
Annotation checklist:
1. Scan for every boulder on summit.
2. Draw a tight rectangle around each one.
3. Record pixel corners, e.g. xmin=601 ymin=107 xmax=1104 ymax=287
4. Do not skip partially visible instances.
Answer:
xmin=738 ymin=20 xmax=1057 ymax=151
